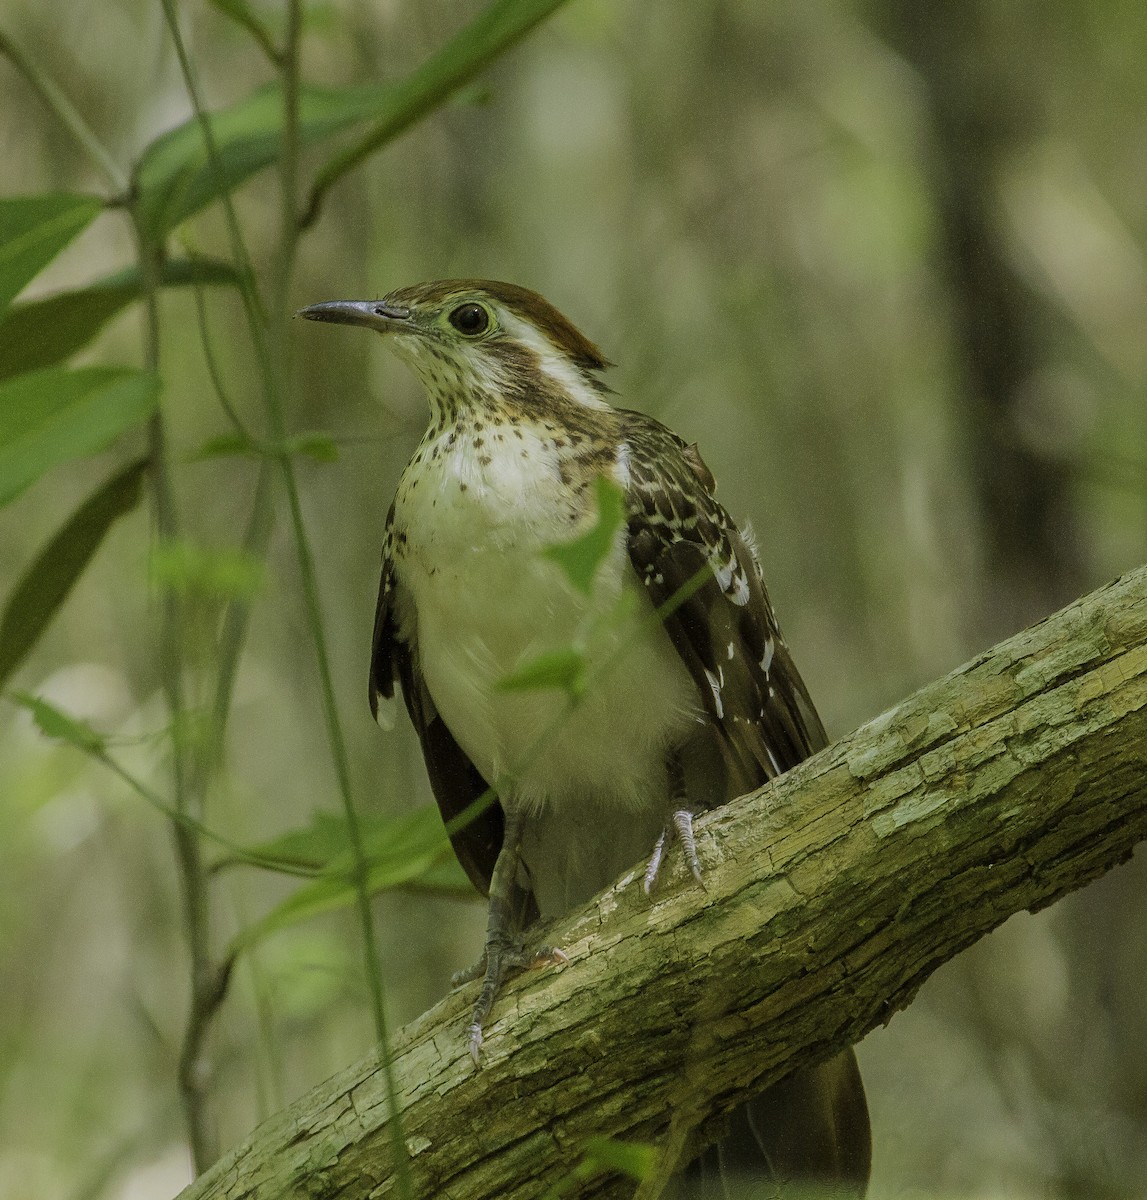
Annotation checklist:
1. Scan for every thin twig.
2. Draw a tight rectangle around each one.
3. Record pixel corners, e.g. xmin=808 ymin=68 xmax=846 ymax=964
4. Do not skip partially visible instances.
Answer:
xmin=0 ymin=30 xmax=128 ymax=194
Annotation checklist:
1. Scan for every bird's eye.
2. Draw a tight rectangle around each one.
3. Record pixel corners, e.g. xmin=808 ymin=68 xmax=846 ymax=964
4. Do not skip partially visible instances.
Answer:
xmin=448 ymin=303 xmax=490 ymax=336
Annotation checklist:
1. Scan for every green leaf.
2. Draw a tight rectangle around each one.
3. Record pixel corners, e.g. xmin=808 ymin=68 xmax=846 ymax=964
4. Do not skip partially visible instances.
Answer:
xmin=0 ymin=366 xmax=160 ymax=507
xmin=194 ymin=432 xmax=254 ymax=460
xmin=150 ymin=539 xmax=263 ymax=600
xmin=498 ymin=647 xmax=587 ymax=696
xmin=0 ymin=258 xmax=239 ymax=382
xmin=287 ymin=432 xmax=339 ymax=463
xmin=219 ymin=810 xmax=360 ymax=873
xmin=0 ymin=458 xmax=146 ymax=689
xmin=548 ymin=1136 xmax=658 ymax=1197
xmin=195 ymin=430 xmax=339 ymax=463
xmin=229 ymin=808 xmax=470 ymax=952
xmin=581 ymin=1138 xmax=657 ymax=1182
xmin=136 ymin=0 xmax=574 ymax=238
xmin=305 ymin=0 xmax=575 ymax=221
xmin=9 ymin=690 xmax=105 ymax=753
xmin=544 ymin=476 xmax=626 ymax=595
xmin=0 ymin=193 xmax=103 ymax=314
xmin=133 ymin=83 xmax=384 ymax=239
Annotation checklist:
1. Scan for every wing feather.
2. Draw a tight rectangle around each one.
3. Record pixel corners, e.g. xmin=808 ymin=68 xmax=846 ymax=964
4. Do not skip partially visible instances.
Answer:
xmin=621 ymin=411 xmax=827 ymax=795
xmin=369 ymin=507 xmax=504 ymax=896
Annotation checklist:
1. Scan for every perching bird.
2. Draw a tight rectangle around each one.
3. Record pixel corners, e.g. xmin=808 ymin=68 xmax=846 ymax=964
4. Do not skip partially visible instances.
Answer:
xmin=299 ymin=280 xmax=870 ymax=1196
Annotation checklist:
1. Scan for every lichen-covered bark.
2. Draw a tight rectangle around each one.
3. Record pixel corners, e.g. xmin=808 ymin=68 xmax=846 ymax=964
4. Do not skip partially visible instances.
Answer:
xmin=178 ymin=565 xmax=1147 ymax=1200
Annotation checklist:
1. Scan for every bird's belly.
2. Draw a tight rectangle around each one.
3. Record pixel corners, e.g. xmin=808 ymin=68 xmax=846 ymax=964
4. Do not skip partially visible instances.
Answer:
xmin=400 ymin=535 xmax=701 ymax=821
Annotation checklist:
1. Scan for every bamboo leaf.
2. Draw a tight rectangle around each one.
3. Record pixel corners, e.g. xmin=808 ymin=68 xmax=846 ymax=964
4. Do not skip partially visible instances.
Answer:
xmin=0 ymin=258 xmax=238 ymax=381
xmin=229 ymin=809 xmax=472 ymax=952
xmin=0 ymin=458 xmax=146 ymax=689
xmin=133 ymin=83 xmax=383 ymax=239
xmin=0 ymin=192 xmax=103 ymax=314
xmin=303 ymin=0 xmax=575 ymax=223
xmin=135 ymin=0 xmax=574 ymax=237
xmin=0 ymin=366 xmax=160 ymax=506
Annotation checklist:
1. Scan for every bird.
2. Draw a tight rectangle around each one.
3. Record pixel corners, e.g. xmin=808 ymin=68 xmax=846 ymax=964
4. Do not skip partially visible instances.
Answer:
xmin=299 ymin=280 xmax=871 ymax=1196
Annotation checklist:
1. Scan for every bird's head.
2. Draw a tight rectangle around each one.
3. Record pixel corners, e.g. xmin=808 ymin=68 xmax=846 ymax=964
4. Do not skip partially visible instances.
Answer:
xmin=299 ymin=280 xmax=613 ymax=420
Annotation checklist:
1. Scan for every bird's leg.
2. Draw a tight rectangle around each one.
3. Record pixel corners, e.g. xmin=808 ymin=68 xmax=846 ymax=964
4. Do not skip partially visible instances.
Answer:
xmin=643 ymin=751 xmax=706 ymax=894
xmin=450 ymin=933 xmax=566 ymax=987
xmin=467 ymin=813 xmax=523 ymax=1061
xmin=464 ymin=815 xmax=567 ymax=1062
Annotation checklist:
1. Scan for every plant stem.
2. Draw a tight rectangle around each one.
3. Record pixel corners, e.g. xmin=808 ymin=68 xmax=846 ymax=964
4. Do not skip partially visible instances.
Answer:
xmin=130 ymin=211 xmax=216 ymax=1169
xmin=271 ymin=9 xmax=411 ymax=1189
xmin=0 ymin=30 xmax=128 ymax=195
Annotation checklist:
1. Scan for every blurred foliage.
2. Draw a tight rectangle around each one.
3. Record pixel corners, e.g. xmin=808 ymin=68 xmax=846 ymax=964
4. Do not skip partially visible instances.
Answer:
xmin=0 ymin=0 xmax=1145 ymax=1198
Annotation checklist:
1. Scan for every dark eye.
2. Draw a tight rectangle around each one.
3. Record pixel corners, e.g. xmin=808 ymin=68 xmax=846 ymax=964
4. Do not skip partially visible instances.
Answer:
xmin=448 ymin=303 xmax=490 ymax=336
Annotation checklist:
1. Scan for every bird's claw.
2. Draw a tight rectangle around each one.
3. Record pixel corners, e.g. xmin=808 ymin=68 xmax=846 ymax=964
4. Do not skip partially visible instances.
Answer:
xmin=467 ymin=1021 xmax=484 ymax=1065
xmin=643 ymin=808 xmax=706 ymax=894
xmin=463 ymin=942 xmax=569 ymax=1064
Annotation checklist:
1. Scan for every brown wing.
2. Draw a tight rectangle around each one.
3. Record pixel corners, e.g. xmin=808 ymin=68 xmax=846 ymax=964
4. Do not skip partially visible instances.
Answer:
xmin=620 ymin=411 xmax=828 ymax=794
xmin=622 ymin=414 xmax=870 ymax=1192
xmin=369 ymin=508 xmax=504 ymax=896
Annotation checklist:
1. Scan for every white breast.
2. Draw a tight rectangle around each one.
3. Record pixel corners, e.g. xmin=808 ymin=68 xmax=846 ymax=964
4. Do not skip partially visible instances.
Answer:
xmin=392 ymin=425 xmax=702 ymax=837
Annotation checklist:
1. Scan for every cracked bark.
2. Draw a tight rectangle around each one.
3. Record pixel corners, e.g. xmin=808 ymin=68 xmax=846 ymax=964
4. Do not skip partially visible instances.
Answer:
xmin=177 ymin=564 xmax=1147 ymax=1200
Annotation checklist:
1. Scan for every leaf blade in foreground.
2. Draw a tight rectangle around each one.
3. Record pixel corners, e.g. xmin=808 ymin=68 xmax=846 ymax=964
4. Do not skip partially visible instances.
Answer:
xmin=0 ymin=458 xmax=147 ymax=688
xmin=0 ymin=192 xmax=103 ymax=313
xmin=0 ymin=366 xmax=160 ymax=506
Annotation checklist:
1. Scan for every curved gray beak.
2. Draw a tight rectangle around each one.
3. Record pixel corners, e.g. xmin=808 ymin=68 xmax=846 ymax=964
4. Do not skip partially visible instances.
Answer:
xmin=296 ymin=300 xmax=411 ymax=332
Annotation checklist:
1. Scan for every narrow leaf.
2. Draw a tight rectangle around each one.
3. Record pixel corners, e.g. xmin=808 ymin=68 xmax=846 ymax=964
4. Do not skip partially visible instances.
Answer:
xmin=0 ymin=366 xmax=160 ymax=506
xmin=9 ymin=690 xmax=105 ymax=753
xmin=136 ymin=0 xmax=574 ymax=238
xmin=498 ymin=647 xmax=586 ymax=695
xmin=133 ymin=83 xmax=383 ymax=239
xmin=194 ymin=432 xmax=255 ymax=460
xmin=218 ymin=810 xmax=366 ymax=873
xmin=0 ymin=458 xmax=146 ymax=688
xmin=229 ymin=808 xmax=466 ymax=952
xmin=286 ymin=432 xmax=339 ymax=463
xmin=305 ymin=0 xmax=574 ymax=223
xmin=0 ymin=193 xmax=103 ymax=313
xmin=544 ymin=476 xmax=626 ymax=595
xmin=0 ymin=258 xmax=239 ymax=381
xmin=150 ymin=540 xmax=263 ymax=599
xmin=194 ymin=430 xmax=339 ymax=463
xmin=581 ymin=1138 xmax=657 ymax=1181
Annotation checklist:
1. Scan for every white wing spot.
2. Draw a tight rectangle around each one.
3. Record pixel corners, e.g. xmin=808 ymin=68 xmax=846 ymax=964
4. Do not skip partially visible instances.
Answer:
xmin=373 ymin=694 xmax=397 ymax=732
xmin=712 ymin=552 xmax=734 ymax=592
xmin=760 ymin=636 xmax=774 ymax=674
xmin=729 ymin=569 xmax=750 ymax=606
xmin=704 ymin=668 xmax=724 ymax=719
xmin=726 ymin=641 xmax=735 ymax=660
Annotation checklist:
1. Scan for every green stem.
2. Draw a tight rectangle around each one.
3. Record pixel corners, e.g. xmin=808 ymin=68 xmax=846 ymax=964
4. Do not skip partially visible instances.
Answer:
xmin=130 ymin=212 xmax=216 ymax=1169
xmin=0 ymin=30 xmax=128 ymax=195
xmin=271 ymin=8 xmax=409 ymax=1190
xmin=158 ymin=0 xmax=269 ymax=339
xmin=298 ymin=0 xmax=575 ymax=230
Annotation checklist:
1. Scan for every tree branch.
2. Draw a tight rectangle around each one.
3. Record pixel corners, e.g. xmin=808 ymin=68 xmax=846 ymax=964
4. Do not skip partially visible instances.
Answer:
xmin=178 ymin=565 xmax=1147 ymax=1200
